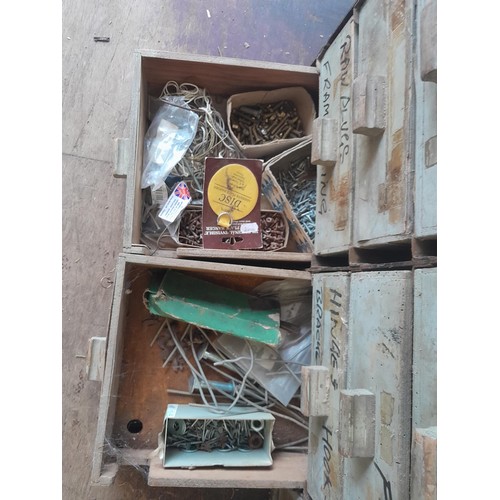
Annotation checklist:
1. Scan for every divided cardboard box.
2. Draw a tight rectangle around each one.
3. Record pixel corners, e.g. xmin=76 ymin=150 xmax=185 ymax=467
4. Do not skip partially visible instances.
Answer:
xmin=227 ymin=86 xmax=315 ymax=158
xmin=262 ymin=139 xmax=315 ymax=253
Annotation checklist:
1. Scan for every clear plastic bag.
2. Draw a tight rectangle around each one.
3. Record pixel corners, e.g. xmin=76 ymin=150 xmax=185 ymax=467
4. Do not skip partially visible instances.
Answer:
xmin=214 ymin=279 xmax=312 ymax=406
xmin=141 ymin=97 xmax=199 ymax=191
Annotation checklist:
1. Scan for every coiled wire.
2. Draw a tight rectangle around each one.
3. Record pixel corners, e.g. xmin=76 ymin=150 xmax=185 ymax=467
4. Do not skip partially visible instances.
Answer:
xmin=158 ymin=81 xmax=243 ymax=193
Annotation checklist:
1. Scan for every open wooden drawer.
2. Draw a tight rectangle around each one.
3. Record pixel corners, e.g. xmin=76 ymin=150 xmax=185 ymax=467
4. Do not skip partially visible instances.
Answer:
xmin=117 ymin=50 xmax=319 ymax=264
xmin=89 ymin=253 xmax=311 ymax=488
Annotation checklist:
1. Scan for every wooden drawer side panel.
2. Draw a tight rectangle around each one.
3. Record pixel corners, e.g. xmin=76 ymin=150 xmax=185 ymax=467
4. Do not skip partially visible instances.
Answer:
xmin=307 ymin=273 xmax=350 ymax=500
xmin=314 ymin=20 xmax=355 ymax=256
xmin=414 ymin=0 xmax=437 ymax=239
xmin=91 ymin=256 xmax=129 ymax=484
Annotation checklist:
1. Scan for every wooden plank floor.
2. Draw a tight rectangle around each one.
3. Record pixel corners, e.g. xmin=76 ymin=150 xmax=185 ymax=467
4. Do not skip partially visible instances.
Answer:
xmin=62 ymin=1 xmax=353 ymax=498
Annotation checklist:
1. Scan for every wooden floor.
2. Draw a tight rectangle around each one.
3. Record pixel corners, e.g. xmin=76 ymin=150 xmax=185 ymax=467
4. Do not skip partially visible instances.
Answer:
xmin=62 ymin=1 xmax=352 ymax=498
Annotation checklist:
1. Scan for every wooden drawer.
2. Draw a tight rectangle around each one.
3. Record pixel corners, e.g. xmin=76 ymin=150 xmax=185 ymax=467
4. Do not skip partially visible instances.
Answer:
xmin=115 ymin=0 xmax=435 ymax=266
xmin=308 ymin=270 xmax=414 ymax=499
xmin=314 ymin=0 xmax=425 ymax=263
xmin=414 ymin=0 xmax=437 ymax=241
xmin=411 ymin=267 xmax=437 ymax=499
xmin=90 ymin=253 xmax=311 ymax=487
xmin=89 ymin=255 xmax=437 ymax=496
xmin=117 ymin=50 xmax=318 ymax=264
xmin=313 ymin=18 xmax=355 ymax=256
xmin=351 ymin=0 xmax=415 ymax=249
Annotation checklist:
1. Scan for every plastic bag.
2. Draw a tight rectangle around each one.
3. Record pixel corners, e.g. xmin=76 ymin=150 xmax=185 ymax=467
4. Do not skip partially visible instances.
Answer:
xmin=214 ymin=279 xmax=313 ymax=406
xmin=215 ymin=331 xmax=311 ymax=407
xmin=141 ymin=97 xmax=199 ymax=191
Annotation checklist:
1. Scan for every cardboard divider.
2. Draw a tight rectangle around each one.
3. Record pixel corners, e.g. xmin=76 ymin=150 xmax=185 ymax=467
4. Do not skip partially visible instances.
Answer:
xmin=262 ymin=140 xmax=315 ymax=253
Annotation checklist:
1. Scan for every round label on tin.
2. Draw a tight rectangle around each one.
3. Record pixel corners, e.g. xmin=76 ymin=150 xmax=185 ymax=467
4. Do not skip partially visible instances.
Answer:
xmin=207 ymin=163 xmax=259 ymax=225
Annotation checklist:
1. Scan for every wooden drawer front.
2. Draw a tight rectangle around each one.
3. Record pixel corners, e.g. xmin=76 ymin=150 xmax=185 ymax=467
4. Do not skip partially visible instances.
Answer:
xmin=411 ymin=267 xmax=437 ymax=499
xmin=414 ymin=0 xmax=437 ymax=239
xmin=352 ymin=0 xmax=414 ymax=247
xmin=314 ymin=20 xmax=355 ymax=256
xmin=307 ymin=273 xmax=350 ymax=500
xmin=412 ymin=268 xmax=436 ymax=429
xmin=307 ymin=270 xmax=413 ymax=499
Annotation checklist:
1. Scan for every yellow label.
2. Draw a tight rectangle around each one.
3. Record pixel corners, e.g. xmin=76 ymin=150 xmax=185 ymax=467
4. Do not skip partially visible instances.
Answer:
xmin=207 ymin=163 xmax=259 ymax=223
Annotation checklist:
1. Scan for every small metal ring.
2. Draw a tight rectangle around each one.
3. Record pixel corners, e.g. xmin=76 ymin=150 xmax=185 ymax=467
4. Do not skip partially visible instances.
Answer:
xmin=248 ymin=432 xmax=264 ymax=449
xmin=216 ymin=212 xmax=233 ymax=228
xmin=250 ymin=419 xmax=264 ymax=432
xmin=181 ymin=445 xmax=197 ymax=453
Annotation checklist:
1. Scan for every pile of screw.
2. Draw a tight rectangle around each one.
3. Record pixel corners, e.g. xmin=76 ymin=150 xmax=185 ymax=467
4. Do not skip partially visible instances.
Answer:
xmin=166 ymin=418 xmax=264 ymax=453
xmin=230 ymin=100 xmax=304 ymax=145
xmin=275 ymin=156 xmax=316 ymax=242
xmin=177 ymin=209 xmax=203 ymax=247
xmin=260 ymin=212 xmax=287 ymax=251
xmin=175 ymin=209 xmax=288 ymax=251
xmin=155 ymin=320 xmax=309 ymax=450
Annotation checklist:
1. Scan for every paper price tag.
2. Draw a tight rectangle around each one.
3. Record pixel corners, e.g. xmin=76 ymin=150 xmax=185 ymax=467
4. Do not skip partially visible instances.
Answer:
xmin=240 ymin=222 xmax=259 ymax=234
xmin=166 ymin=404 xmax=178 ymax=418
xmin=158 ymin=181 xmax=192 ymax=223
xmin=151 ymin=184 xmax=169 ymax=205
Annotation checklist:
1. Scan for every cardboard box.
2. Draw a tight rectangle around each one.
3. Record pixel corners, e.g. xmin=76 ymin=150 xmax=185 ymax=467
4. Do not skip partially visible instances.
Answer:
xmin=174 ymin=207 xmax=290 ymax=252
xmin=227 ymin=86 xmax=315 ymax=159
xmin=262 ymin=140 xmax=315 ymax=253
xmin=161 ymin=404 xmax=275 ymax=468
